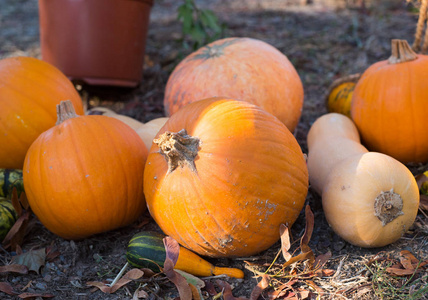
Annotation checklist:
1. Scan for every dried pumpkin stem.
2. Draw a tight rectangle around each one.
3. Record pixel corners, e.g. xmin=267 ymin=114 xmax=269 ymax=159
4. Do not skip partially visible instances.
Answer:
xmin=56 ymin=100 xmax=78 ymax=125
xmin=374 ymin=189 xmax=404 ymax=226
xmin=388 ymin=39 xmax=418 ymax=64
xmin=154 ymin=129 xmax=200 ymax=174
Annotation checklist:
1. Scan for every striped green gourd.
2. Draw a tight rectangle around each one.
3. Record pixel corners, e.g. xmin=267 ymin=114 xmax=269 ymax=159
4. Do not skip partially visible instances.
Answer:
xmin=126 ymin=231 xmax=245 ymax=278
xmin=126 ymin=231 xmax=167 ymax=272
xmin=0 ymin=168 xmax=24 ymax=198
xmin=0 ymin=198 xmax=18 ymax=241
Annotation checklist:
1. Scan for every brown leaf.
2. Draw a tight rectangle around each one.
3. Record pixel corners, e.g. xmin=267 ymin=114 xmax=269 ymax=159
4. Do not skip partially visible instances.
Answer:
xmin=87 ymin=281 xmax=113 ymax=293
xmin=267 ymin=279 xmax=297 ymax=300
xmin=282 ymin=251 xmax=314 ymax=269
xmin=90 ymin=268 xmax=145 ymax=294
xmin=203 ymin=280 xmax=218 ymax=296
xmin=190 ymin=283 xmax=204 ymax=300
xmin=314 ymin=251 xmax=332 ymax=270
xmin=420 ymin=195 xmax=428 ymax=211
xmin=296 ymin=288 xmax=310 ymax=299
xmin=163 ymin=236 xmax=180 ymax=266
xmin=45 ymin=245 xmax=60 ymax=262
xmin=321 ymin=269 xmax=335 ymax=277
xmin=0 ymin=281 xmax=18 ymax=295
xmin=123 ymin=268 xmax=145 ymax=280
xmin=306 ymin=280 xmax=324 ymax=294
xmin=11 ymin=188 xmax=22 ymax=217
xmin=18 ymin=292 xmax=55 ymax=299
xmin=249 ymin=274 xmax=270 ymax=300
xmin=280 ymin=224 xmax=292 ymax=262
xmin=11 ymin=248 xmax=46 ymax=274
xmin=134 ymin=288 xmax=149 ymax=299
xmin=215 ymin=280 xmax=247 ymax=300
xmin=415 ymin=171 xmax=428 ymax=193
xmin=385 ymin=267 xmax=417 ymax=276
xmin=2 ymin=210 xmax=32 ymax=250
xmin=300 ymin=205 xmax=314 ymax=248
xmin=0 ymin=264 xmax=28 ymax=275
xmin=399 ymin=250 xmax=419 ymax=270
xmin=163 ymin=237 xmax=192 ymax=300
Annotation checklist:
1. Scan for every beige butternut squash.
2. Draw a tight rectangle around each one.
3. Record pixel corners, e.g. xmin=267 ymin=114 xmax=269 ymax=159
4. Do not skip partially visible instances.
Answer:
xmin=307 ymin=113 xmax=420 ymax=248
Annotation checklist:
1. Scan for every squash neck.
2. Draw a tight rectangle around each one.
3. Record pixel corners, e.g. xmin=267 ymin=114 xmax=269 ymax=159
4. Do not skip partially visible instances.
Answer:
xmin=154 ymin=129 xmax=200 ymax=174
xmin=374 ymin=189 xmax=404 ymax=226
xmin=56 ymin=100 xmax=79 ymax=125
xmin=388 ymin=39 xmax=418 ymax=64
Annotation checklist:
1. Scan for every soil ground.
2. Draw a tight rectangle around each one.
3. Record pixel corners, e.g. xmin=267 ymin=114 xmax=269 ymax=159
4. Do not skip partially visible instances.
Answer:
xmin=1 ymin=0 xmax=428 ymax=299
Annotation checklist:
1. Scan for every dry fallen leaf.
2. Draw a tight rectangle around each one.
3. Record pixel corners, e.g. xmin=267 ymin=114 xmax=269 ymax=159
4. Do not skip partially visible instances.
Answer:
xmin=215 ymin=280 xmax=247 ymax=300
xmin=249 ymin=274 xmax=270 ymax=300
xmin=385 ymin=250 xmax=428 ymax=276
xmin=3 ymin=190 xmax=33 ymax=251
xmin=87 ymin=268 xmax=144 ymax=294
xmin=11 ymin=248 xmax=46 ymax=274
xmin=163 ymin=236 xmax=192 ymax=300
xmin=0 ymin=264 xmax=28 ymax=275
xmin=18 ymin=292 xmax=55 ymax=299
xmin=0 ymin=281 xmax=18 ymax=296
xmin=280 ymin=224 xmax=292 ymax=262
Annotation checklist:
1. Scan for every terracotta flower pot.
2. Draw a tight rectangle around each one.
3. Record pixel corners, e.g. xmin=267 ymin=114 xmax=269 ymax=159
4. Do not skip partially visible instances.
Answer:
xmin=38 ymin=0 xmax=153 ymax=87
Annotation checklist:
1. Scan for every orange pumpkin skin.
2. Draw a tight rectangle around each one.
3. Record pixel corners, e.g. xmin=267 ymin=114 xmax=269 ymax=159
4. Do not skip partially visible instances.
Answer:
xmin=23 ymin=104 xmax=148 ymax=240
xmin=144 ymin=98 xmax=308 ymax=258
xmin=351 ymin=41 xmax=428 ymax=163
xmin=0 ymin=56 xmax=84 ymax=169
xmin=163 ymin=38 xmax=304 ymax=133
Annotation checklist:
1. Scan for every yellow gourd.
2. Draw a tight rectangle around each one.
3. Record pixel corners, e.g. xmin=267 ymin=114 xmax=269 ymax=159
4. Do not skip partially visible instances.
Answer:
xmin=325 ymin=74 xmax=360 ymax=118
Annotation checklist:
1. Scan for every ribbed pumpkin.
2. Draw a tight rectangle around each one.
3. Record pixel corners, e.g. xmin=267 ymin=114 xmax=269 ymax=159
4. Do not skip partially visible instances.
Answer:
xmin=23 ymin=101 xmax=148 ymax=240
xmin=351 ymin=39 xmax=428 ymax=163
xmin=0 ymin=56 xmax=84 ymax=169
xmin=144 ymin=98 xmax=309 ymax=258
xmin=163 ymin=37 xmax=304 ymax=133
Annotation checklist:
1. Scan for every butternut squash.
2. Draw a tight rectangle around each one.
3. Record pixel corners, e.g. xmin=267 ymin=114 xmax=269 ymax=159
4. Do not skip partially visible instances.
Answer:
xmin=307 ymin=113 xmax=420 ymax=248
xmin=87 ymin=107 xmax=168 ymax=149
xmin=86 ymin=107 xmax=144 ymax=131
xmin=136 ymin=117 xmax=169 ymax=150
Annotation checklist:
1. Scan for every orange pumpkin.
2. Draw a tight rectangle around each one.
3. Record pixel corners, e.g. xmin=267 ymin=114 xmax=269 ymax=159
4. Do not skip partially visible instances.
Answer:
xmin=144 ymin=97 xmax=308 ymax=258
xmin=23 ymin=101 xmax=148 ymax=240
xmin=0 ymin=56 xmax=84 ymax=169
xmin=163 ymin=37 xmax=304 ymax=132
xmin=351 ymin=39 xmax=428 ymax=163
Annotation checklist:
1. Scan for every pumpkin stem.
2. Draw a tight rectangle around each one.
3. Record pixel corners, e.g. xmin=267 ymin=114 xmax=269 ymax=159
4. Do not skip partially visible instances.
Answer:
xmin=56 ymin=100 xmax=78 ymax=125
xmin=374 ymin=189 xmax=404 ymax=226
xmin=154 ymin=129 xmax=200 ymax=174
xmin=388 ymin=39 xmax=418 ymax=64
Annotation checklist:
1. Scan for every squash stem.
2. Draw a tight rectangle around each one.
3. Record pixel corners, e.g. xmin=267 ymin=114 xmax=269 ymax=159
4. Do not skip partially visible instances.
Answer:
xmin=154 ymin=129 xmax=200 ymax=174
xmin=56 ymin=100 xmax=79 ymax=125
xmin=373 ymin=189 xmax=404 ymax=226
xmin=388 ymin=39 xmax=418 ymax=64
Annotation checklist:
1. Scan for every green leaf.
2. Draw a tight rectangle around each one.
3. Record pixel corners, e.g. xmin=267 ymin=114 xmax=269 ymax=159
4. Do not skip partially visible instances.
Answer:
xmin=200 ymin=10 xmax=221 ymax=33
xmin=189 ymin=24 xmax=206 ymax=46
xmin=177 ymin=4 xmax=194 ymax=34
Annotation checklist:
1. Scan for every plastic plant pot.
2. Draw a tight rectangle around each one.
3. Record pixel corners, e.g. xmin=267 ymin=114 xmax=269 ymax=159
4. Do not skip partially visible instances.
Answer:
xmin=38 ymin=0 xmax=153 ymax=87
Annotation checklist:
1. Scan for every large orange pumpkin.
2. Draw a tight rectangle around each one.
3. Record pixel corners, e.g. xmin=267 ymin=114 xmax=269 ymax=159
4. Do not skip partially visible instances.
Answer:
xmin=0 ymin=56 xmax=84 ymax=169
xmin=23 ymin=101 xmax=148 ymax=240
xmin=163 ymin=37 xmax=304 ymax=132
xmin=351 ymin=39 xmax=428 ymax=163
xmin=144 ymin=97 xmax=309 ymax=258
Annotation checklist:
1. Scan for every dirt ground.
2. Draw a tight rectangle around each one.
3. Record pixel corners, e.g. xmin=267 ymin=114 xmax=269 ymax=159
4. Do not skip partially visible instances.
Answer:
xmin=1 ymin=0 xmax=428 ymax=299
